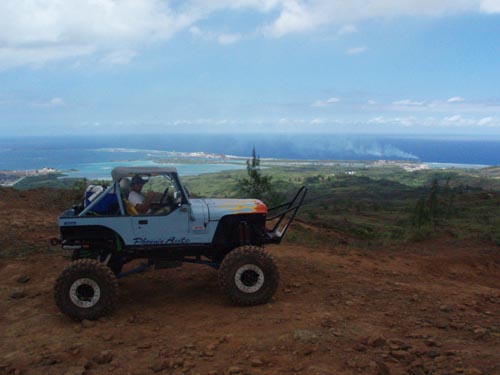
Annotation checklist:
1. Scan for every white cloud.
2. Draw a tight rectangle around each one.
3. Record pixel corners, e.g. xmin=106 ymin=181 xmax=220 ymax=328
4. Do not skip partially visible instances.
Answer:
xmin=50 ymin=97 xmax=65 ymax=106
xmin=480 ymin=0 xmax=500 ymax=13
xmin=32 ymin=97 xmax=65 ymax=108
xmin=369 ymin=114 xmax=500 ymax=128
xmin=0 ymin=0 xmax=497 ymax=69
xmin=189 ymin=26 xmax=203 ymax=38
xmin=388 ymin=98 xmax=500 ymax=113
xmin=310 ymin=118 xmax=326 ymax=124
xmin=478 ymin=116 xmax=495 ymax=126
xmin=173 ymin=118 xmax=232 ymax=126
xmin=0 ymin=0 xmax=193 ymax=69
xmin=346 ymin=46 xmax=368 ymax=55
xmin=440 ymin=114 xmax=500 ymax=127
xmin=447 ymin=96 xmax=465 ymax=103
xmin=262 ymin=1 xmax=315 ymax=38
xmin=368 ymin=116 xmax=387 ymax=124
xmin=392 ymin=99 xmax=426 ymax=107
xmin=0 ymin=45 xmax=96 ymax=70
xmin=443 ymin=114 xmax=464 ymax=123
xmin=261 ymin=0 xmax=485 ymax=38
xmin=312 ymin=97 xmax=340 ymax=107
xmin=190 ymin=26 xmax=241 ymax=45
xmin=101 ymin=50 xmax=138 ymax=65
xmin=217 ymin=33 xmax=242 ymax=45
xmin=338 ymin=24 xmax=358 ymax=35
xmin=368 ymin=116 xmax=422 ymax=128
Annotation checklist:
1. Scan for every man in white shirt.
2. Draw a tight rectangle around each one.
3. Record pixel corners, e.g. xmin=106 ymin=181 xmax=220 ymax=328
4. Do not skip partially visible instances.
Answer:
xmin=128 ymin=175 xmax=154 ymax=214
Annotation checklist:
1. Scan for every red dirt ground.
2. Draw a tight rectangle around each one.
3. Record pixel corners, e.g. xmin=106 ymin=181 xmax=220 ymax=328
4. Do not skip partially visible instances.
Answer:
xmin=0 ymin=188 xmax=499 ymax=375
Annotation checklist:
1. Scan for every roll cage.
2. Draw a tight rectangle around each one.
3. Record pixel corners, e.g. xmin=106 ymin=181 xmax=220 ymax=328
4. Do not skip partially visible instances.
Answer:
xmin=77 ymin=167 xmax=189 ymax=217
xmin=264 ymin=186 xmax=307 ymax=244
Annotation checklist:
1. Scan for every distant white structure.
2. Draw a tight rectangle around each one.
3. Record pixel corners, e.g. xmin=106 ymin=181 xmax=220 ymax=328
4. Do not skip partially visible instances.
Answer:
xmin=373 ymin=160 xmax=428 ymax=172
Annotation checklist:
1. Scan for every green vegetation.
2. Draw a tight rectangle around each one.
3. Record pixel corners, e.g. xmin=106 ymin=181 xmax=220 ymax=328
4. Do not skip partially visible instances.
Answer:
xmin=184 ymin=163 xmax=500 ymax=249
xmin=13 ymin=173 xmax=82 ymax=190
xmin=13 ymin=174 xmax=110 ymax=196
xmin=10 ymin=161 xmax=500 ymax=250
xmin=235 ymin=147 xmax=284 ymax=206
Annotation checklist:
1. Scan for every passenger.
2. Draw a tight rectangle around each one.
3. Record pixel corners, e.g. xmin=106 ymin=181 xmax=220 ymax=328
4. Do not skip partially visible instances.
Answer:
xmin=128 ymin=175 xmax=154 ymax=214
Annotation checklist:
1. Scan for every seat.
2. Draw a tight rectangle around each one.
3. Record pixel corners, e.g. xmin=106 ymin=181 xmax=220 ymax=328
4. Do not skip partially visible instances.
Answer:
xmin=119 ymin=178 xmax=138 ymax=215
xmin=123 ymin=198 xmax=139 ymax=216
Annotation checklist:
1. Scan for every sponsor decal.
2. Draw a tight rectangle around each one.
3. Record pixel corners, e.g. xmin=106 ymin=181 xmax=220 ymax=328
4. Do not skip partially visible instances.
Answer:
xmin=215 ymin=199 xmax=267 ymax=214
xmin=133 ymin=237 xmax=190 ymax=246
xmin=63 ymin=221 xmax=77 ymax=226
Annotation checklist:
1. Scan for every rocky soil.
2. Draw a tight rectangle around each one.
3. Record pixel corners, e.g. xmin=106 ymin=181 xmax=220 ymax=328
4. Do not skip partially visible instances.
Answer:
xmin=0 ymin=188 xmax=499 ymax=375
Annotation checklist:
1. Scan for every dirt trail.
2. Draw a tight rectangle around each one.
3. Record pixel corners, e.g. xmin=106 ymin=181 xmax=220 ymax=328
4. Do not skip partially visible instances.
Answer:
xmin=0 ymin=189 xmax=499 ymax=375
xmin=1 ymin=243 xmax=499 ymax=375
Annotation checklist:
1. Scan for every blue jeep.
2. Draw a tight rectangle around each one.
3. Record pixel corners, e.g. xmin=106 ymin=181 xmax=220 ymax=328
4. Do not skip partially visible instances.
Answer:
xmin=54 ymin=166 xmax=306 ymax=320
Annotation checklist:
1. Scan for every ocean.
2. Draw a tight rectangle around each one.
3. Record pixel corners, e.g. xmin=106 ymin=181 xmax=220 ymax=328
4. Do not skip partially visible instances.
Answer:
xmin=0 ymin=134 xmax=498 ymax=178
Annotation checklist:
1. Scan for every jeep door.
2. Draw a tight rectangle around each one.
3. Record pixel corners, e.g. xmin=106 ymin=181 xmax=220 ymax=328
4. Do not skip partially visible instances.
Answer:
xmin=130 ymin=207 xmax=191 ymax=246
xmin=129 ymin=175 xmax=191 ymax=246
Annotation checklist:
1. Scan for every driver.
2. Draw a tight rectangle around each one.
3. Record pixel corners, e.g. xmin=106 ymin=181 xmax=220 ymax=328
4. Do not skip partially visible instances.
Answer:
xmin=128 ymin=175 xmax=155 ymax=214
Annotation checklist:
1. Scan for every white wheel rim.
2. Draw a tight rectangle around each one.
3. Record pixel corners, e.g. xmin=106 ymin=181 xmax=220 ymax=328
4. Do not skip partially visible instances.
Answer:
xmin=234 ymin=264 xmax=265 ymax=293
xmin=69 ymin=278 xmax=101 ymax=308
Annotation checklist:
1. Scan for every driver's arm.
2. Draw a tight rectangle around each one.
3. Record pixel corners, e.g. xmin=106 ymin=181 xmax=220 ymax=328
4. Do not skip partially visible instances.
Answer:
xmin=134 ymin=192 xmax=155 ymax=214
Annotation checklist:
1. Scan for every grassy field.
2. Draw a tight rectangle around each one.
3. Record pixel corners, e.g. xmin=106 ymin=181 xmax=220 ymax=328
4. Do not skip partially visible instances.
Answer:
xmin=13 ymin=173 xmax=85 ymax=190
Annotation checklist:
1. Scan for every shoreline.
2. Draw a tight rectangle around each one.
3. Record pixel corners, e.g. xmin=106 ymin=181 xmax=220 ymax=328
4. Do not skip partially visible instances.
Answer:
xmin=2 ymin=135 xmax=500 ymax=167
xmin=0 ymin=159 xmax=494 ymax=187
xmin=0 ymin=168 xmax=57 ymax=187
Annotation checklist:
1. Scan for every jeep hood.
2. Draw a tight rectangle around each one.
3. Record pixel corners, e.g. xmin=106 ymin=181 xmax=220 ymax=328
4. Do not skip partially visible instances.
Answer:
xmin=200 ymin=198 xmax=267 ymax=221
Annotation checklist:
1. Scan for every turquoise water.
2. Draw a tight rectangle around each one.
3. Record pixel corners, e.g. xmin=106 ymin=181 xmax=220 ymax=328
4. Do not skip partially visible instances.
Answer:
xmin=1 ymin=134 xmax=500 ymax=179
xmin=62 ymin=160 xmax=246 ymax=179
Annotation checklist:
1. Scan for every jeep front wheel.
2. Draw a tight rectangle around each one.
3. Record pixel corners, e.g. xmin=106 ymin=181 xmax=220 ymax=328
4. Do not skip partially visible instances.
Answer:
xmin=218 ymin=246 xmax=279 ymax=306
xmin=54 ymin=259 xmax=118 ymax=320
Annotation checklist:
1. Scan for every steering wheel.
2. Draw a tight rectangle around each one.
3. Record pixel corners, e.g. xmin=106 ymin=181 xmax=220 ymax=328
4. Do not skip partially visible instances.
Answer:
xmin=159 ymin=186 xmax=170 ymax=206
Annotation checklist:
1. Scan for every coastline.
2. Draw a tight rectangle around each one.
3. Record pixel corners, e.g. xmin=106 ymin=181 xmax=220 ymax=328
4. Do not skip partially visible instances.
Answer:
xmin=2 ymin=134 xmax=500 ymax=169
xmin=0 ymin=158 xmax=494 ymax=188
xmin=0 ymin=168 xmax=57 ymax=187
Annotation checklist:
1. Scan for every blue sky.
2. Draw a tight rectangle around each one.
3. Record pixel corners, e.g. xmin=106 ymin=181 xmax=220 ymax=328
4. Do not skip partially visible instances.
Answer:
xmin=1 ymin=0 xmax=500 ymax=136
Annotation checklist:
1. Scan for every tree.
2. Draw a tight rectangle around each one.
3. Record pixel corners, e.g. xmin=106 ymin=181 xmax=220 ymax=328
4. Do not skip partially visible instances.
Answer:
xmin=412 ymin=178 xmax=455 ymax=229
xmin=236 ymin=147 xmax=280 ymax=205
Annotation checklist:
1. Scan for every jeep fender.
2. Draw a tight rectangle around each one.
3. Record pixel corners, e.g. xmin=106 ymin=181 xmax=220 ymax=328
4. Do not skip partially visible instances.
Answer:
xmin=211 ymin=214 xmax=266 ymax=259
xmin=60 ymin=225 xmax=124 ymax=253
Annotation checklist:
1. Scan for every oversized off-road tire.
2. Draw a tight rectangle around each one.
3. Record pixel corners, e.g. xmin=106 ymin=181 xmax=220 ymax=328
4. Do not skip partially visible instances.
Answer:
xmin=71 ymin=251 xmax=123 ymax=276
xmin=54 ymin=259 xmax=118 ymax=320
xmin=218 ymin=246 xmax=280 ymax=306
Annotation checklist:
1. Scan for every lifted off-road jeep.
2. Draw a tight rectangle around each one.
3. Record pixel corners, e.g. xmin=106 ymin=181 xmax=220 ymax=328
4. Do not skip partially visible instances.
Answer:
xmin=53 ymin=166 xmax=306 ymax=320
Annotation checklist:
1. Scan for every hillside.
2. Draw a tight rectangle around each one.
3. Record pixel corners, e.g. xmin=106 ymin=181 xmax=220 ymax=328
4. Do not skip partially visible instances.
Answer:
xmin=182 ymin=165 xmax=500 ymax=248
xmin=1 ymin=168 xmax=499 ymax=375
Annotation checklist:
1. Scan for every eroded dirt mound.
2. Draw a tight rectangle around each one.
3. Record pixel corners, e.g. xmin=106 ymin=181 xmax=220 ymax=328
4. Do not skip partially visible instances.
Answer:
xmin=0 ymin=188 xmax=75 ymax=257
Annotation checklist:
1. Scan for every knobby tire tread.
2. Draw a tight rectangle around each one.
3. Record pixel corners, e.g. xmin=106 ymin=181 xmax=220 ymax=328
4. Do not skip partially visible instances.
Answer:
xmin=54 ymin=259 xmax=119 ymax=321
xmin=218 ymin=245 xmax=280 ymax=306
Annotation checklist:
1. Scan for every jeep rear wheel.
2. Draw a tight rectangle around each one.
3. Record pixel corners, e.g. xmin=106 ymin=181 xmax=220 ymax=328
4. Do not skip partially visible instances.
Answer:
xmin=218 ymin=246 xmax=279 ymax=306
xmin=54 ymin=259 xmax=118 ymax=320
